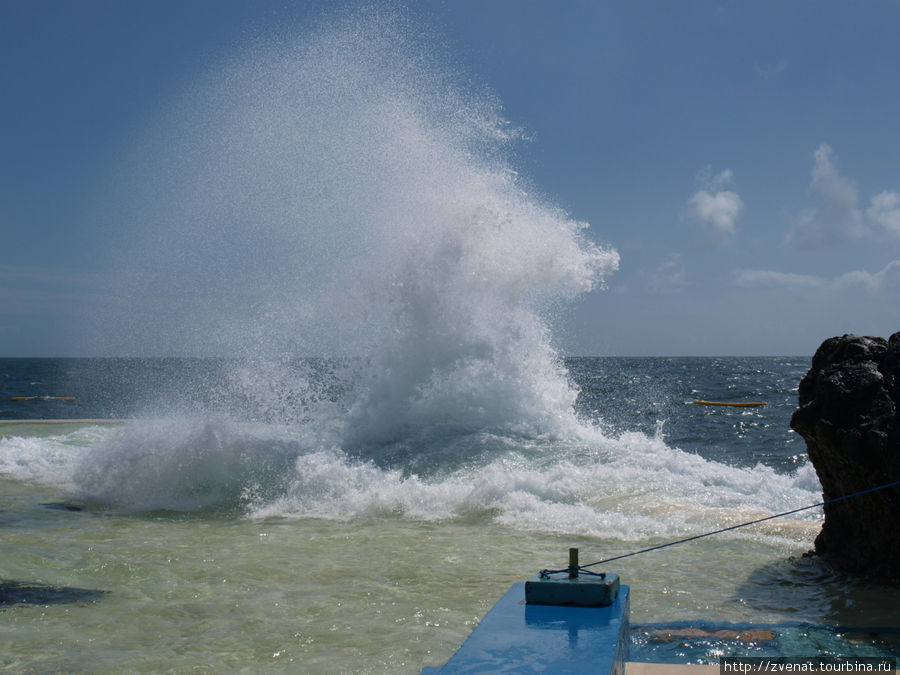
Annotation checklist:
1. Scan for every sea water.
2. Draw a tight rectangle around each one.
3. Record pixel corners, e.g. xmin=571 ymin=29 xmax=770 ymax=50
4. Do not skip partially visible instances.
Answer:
xmin=2 ymin=357 xmax=899 ymax=671
xmin=3 ymin=6 xmax=898 ymax=671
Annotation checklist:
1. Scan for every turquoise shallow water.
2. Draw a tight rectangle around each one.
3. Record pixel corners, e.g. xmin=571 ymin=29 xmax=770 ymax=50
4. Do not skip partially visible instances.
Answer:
xmin=2 ymin=358 xmax=899 ymax=671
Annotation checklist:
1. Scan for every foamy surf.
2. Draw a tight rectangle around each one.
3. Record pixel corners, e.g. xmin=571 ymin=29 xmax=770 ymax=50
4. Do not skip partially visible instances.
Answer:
xmin=0 ymin=416 xmax=822 ymax=551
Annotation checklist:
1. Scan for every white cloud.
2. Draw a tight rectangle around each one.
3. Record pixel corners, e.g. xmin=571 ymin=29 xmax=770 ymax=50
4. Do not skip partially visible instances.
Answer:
xmin=699 ymin=167 xmax=734 ymax=191
xmin=867 ymin=190 xmax=900 ymax=238
xmin=810 ymin=145 xmax=861 ymax=219
xmin=735 ymin=260 xmax=900 ymax=294
xmin=689 ymin=190 xmax=743 ymax=233
xmin=788 ymin=145 xmax=900 ymax=247
xmin=734 ymin=269 xmax=825 ymax=289
xmin=833 ymin=260 xmax=900 ymax=293
xmin=787 ymin=144 xmax=864 ymax=247
xmin=687 ymin=168 xmax=743 ymax=245
xmin=755 ymin=60 xmax=787 ymax=80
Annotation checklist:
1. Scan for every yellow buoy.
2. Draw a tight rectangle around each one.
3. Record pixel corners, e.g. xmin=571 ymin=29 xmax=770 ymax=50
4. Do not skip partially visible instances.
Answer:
xmin=10 ymin=396 xmax=76 ymax=402
xmin=693 ymin=400 xmax=766 ymax=407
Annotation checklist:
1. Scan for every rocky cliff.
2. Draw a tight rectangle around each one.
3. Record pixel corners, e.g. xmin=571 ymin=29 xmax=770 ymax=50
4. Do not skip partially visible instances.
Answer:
xmin=790 ymin=333 xmax=900 ymax=580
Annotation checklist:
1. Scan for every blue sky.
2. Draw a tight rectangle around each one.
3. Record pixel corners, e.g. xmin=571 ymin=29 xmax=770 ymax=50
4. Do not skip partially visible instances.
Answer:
xmin=2 ymin=0 xmax=899 ymax=356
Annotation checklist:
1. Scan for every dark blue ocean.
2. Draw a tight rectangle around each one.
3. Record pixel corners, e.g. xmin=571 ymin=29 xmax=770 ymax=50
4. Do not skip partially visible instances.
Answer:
xmin=2 ymin=356 xmax=808 ymax=472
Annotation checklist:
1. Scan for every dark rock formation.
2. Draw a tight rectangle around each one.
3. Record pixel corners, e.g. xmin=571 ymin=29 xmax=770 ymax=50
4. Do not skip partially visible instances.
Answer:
xmin=790 ymin=333 xmax=900 ymax=580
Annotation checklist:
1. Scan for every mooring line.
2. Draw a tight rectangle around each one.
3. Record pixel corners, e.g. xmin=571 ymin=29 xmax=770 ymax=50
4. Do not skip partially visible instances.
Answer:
xmin=567 ymin=479 xmax=900 ymax=571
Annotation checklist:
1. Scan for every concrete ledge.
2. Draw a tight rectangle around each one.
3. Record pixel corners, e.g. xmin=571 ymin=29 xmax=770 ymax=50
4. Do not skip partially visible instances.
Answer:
xmin=627 ymin=664 xmax=718 ymax=675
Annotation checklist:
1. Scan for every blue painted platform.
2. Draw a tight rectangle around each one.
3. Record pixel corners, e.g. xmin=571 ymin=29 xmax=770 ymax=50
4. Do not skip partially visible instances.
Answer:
xmin=422 ymin=582 xmax=630 ymax=674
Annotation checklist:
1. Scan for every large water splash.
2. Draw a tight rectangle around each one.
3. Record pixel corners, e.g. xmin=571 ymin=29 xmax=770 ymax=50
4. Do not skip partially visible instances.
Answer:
xmin=91 ymin=8 xmax=617 ymax=451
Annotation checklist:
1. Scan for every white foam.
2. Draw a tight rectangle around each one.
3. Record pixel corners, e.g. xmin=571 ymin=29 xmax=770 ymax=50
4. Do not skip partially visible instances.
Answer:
xmin=239 ymin=421 xmax=823 ymax=546
xmin=67 ymin=418 xmax=305 ymax=512
xmin=0 ymin=425 xmax=109 ymax=488
xmin=1 ymin=415 xmax=822 ymax=552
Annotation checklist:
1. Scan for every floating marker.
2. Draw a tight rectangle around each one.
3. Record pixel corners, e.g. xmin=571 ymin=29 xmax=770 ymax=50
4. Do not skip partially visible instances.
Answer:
xmin=10 ymin=396 xmax=76 ymax=402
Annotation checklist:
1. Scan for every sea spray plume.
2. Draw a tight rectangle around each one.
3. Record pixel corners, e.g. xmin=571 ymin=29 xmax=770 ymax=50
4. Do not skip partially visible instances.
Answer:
xmin=344 ymin=198 xmax=617 ymax=450
xmin=92 ymin=8 xmax=618 ymax=447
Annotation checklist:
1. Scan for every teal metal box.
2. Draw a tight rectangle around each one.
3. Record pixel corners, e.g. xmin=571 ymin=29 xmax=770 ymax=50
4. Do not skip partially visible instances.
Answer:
xmin=525 ymin=571 xmax=620 ymax=607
